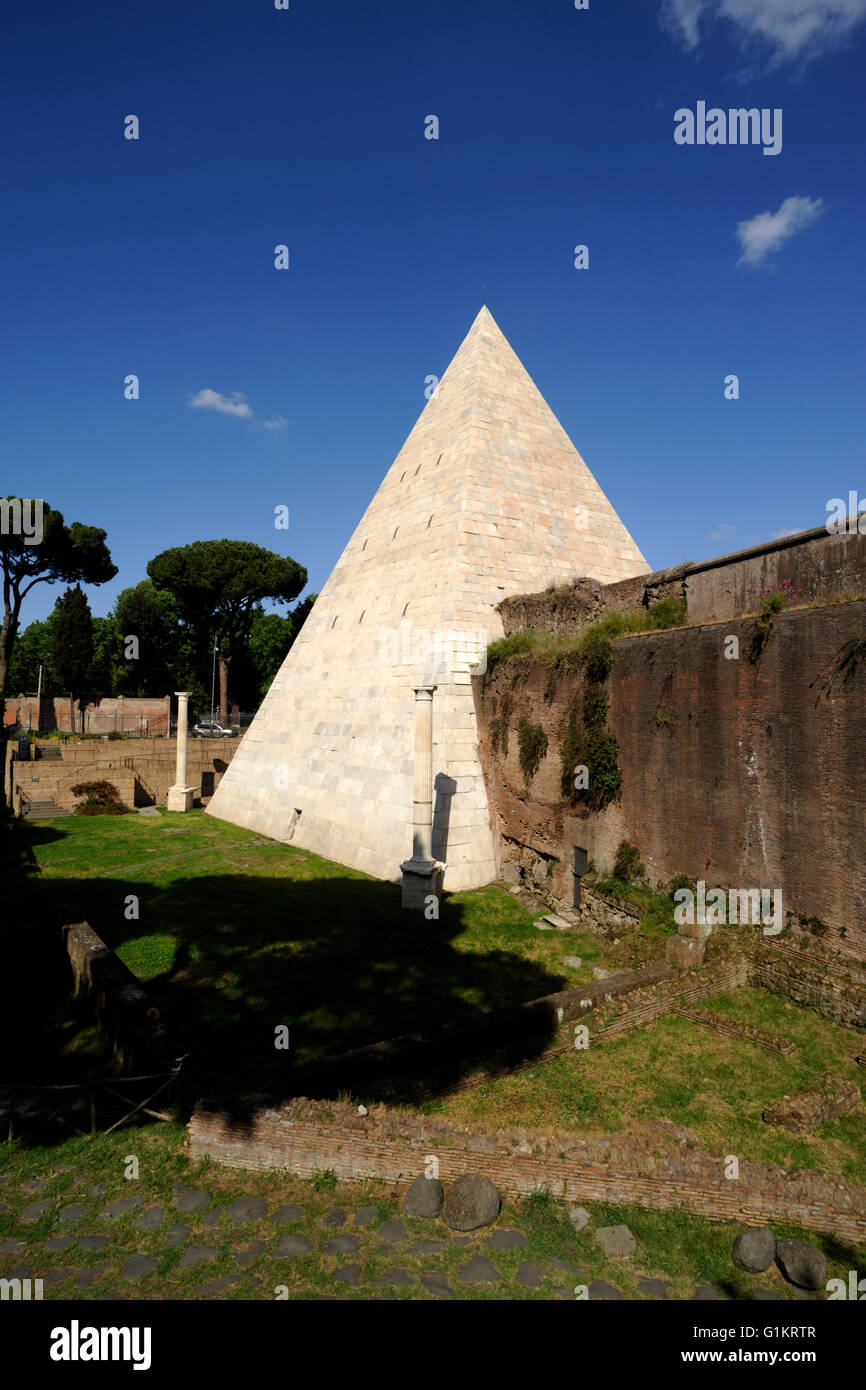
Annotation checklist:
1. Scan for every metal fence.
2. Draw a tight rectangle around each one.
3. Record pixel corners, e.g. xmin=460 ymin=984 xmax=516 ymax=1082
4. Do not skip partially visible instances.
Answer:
xmin=1 ymin=1069 xmax=192 ymax=1143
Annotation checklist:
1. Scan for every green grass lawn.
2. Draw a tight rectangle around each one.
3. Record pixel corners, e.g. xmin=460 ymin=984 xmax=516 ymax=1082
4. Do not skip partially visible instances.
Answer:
xmin=6 ymin=812 xmax=864 ymax=1188
xmin=2 ymin=1125 xmax=861 ymax=1301
xmin=415 ymin=986 xmax=866 ymax=1183
xmin=6 ymin=811 xmax=595 ymax=1092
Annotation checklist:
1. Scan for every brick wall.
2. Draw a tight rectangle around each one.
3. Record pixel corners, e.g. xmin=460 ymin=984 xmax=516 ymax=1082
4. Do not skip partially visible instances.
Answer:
xmin=188 ymin=1097 xmax=866 ymax=1243
xmin=749 ymin=953 xmax=866 ymax=1029
xmin=475 ymin=600 xmax=866 ymax=959
xmin=589 ymin=959 xmax=749 ymax=1042
xmin=6 ymin=695 xmax=171 ymax=734
xmin=11 ymin=738 xmax=240 ymax=810
xmin=499 ymin=525 xmax=866 ymax=635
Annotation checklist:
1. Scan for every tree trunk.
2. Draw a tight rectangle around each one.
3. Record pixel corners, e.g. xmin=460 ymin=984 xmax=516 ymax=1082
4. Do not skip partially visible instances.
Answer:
xmin=70 ymin=692 xmax=75 ymax=736
xmin=218 ymin=654 xmax=232 ymax=725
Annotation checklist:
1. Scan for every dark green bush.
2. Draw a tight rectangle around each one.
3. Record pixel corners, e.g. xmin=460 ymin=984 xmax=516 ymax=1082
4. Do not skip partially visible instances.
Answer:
xmin=613 ymin=840 xmax=645 ymax=882
xmin=70 ymin=780 xmax=128 ymax=815
xmin=518 ymin=721 xmax=548 ymax=788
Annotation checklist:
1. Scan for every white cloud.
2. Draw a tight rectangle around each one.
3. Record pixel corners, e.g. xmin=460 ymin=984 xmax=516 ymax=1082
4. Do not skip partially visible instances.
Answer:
xmin=188 ymin=389 xmax=253 ymax=418
xmin=708 ymin=523 xmax=737 ymax=540
xmin=261 ymin=415 xmax=288 ymax=431
xmin=771 ymin=527 xmax=801 ymax=538
xmin=736 ymin=195 xmax=823 ymax=268
xmin=661 ymin=0 xmax=866 ymax=70
xmin=662 ymin=0 xmax=704 ymax=49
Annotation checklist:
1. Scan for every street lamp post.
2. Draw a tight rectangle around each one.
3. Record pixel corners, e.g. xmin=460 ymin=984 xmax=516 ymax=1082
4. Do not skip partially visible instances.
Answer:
xmin=210 ymin=638 xmax=219 ymax=724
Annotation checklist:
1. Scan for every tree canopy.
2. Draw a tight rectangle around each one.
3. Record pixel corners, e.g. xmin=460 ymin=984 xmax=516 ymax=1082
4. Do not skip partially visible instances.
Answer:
xmin=147 ymin=540 xmax=306 ymax=719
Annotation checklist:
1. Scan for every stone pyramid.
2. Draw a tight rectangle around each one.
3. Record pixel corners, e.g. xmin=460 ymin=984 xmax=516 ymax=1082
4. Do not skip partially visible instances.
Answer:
xmin=206 ymin=306 xmax=649 ymax=889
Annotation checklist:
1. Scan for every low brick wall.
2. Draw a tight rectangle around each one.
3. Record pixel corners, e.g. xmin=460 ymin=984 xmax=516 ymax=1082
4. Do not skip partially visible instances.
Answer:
xmin=11 ymin=738 xmax=239 ymax=810
xmin=14 ymin=766 xmax=137 ymax=813
xmin=674 ymin=1005 xmax=795 ymax=1056
xmin=499 ymin=525 xmax=866 ymax=635
xmin=188 ymin=1099 xmax=866 ymax=1243
xmin=5 ymin=694 xmax=170 ymax=734
xmin=589 ymin=958 xmax=748 ymax=1042
xmin=763 ymin=1076 xmax=861 ymax=1134
xmin=63 ymin=921 xmax=172 ymax=1070
xmin=749 ymin=953 xmax=866 ymax=1030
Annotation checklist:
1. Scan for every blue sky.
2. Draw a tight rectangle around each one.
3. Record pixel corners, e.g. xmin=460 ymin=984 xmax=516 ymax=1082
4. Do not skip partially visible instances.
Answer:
xmin=3 ymin=0 xmax=864 ymax=624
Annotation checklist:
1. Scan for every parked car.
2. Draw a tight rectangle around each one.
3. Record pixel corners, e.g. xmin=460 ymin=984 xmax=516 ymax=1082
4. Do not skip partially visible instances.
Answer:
xmin=192 ymin=720 xmax=237 ymax=738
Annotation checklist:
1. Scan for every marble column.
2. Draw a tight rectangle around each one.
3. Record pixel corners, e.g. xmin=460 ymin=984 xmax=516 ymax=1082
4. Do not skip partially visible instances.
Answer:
xmin=400 ymin=683 xmax=445 ymax=909
xmin=167 ymin=691 xmax=195 ymax=811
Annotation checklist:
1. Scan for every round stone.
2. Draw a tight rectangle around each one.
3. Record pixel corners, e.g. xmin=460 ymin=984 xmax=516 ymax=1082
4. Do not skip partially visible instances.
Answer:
xmin=402 ymin=1174 xmax=444 ymax=1219
xmin=594 ymin=1224 xmax=636 ymax=1258
xmin=733 ymin=1228 xmax=776 ymax=1273
xmin=442 ymin=1174 xmax=501 ymax=1232
xmin=775 ymin=1239 xmax=827 ymax=1291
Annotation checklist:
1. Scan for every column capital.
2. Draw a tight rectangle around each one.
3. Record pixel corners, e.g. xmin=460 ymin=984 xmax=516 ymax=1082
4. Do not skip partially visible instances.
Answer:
xmin=174 ymin=691 xmax=192 ymax=699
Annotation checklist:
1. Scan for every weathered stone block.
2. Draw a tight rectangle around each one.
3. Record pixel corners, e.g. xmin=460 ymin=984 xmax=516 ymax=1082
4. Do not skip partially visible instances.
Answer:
xmin=665 ymin=935 xmax=704 ymax=968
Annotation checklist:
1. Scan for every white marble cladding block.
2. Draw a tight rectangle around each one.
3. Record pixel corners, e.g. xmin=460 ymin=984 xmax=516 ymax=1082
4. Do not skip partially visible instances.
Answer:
xmin=207 ymin=306 xmax=649 ymax=889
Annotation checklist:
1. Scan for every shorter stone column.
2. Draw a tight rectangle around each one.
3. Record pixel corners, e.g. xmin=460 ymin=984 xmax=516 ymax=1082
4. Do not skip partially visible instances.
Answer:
xmin=167 ymin=691 xmax=196 ymax=811
xmin=400 ymin=683 xmax=445 ymax=909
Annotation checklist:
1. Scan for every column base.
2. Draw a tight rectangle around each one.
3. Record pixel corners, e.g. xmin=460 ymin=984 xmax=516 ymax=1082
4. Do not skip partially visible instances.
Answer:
xmin=400 ymin=859 xmax=446 ymax=910
xmin=167 ymin=785 xmax=196 ymax=812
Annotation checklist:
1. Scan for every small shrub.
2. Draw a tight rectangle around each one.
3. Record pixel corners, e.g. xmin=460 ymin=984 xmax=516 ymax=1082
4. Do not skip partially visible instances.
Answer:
xmin=489 ymin=716 xmax=509 ymax=759
xmin=667 ymin=873 xmax=694 ymax=899
xmin=560 ymin=685 xmax=622 ymax=812
xmin=646 ymin=596 xmax=687 ymax=628
xmin=309 ymin=1168 xmax=338 ymax=1193
xmin=613 ymin=840 xmax=645 ymax=882
xmin=578 ymin=628 xmax=613 ymax=683
xmin=518 ymin=721 xmax=548 ymax=788
xmin=70 ymin=780 xmax=129 ymax=815
xmin=655 ymin=708 xmax=674 ymax=728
